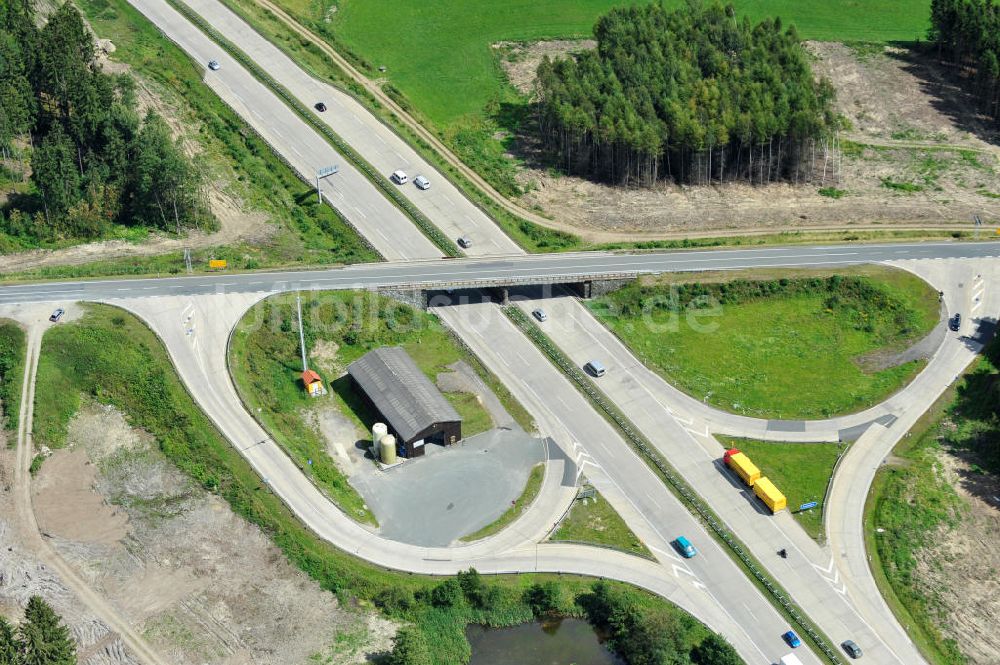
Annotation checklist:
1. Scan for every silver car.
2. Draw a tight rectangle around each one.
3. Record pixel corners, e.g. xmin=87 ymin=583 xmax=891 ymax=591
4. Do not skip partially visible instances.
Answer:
xmin=207 ymin=60 xmax=221 ymax=71
xmin=532 ymin=308 xmax=547 ymax=322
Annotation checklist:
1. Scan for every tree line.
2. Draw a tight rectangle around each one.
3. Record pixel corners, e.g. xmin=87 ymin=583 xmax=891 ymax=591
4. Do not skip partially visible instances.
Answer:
xmin=0 ymin=596 xmax=76 ymax=665
xmin=0 ymin=0 xmax=210 ymax=244
xmin=929 ymin=0 xmax=1000 ymax=125
xmin=534 ymin=1 xmax=839 ymax=187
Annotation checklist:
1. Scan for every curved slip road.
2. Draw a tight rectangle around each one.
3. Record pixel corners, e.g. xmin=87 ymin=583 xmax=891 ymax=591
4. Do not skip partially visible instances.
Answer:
xmin=506 ymin=256 xmax=998 ymax=665
xmin=104 ymin=291 xmax=813 ymax=665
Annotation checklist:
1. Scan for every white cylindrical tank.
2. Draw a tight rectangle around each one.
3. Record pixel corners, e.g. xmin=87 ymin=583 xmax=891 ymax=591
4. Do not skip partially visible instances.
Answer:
xmin=379 ymin=434 xmax=397 ymax=465
xmin=372 ymin=422 xmax=388 ymax=444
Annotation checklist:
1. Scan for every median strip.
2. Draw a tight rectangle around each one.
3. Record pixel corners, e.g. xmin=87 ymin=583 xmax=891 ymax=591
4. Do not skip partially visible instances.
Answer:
xmin=502 ymin=304 xmax=845 ymax=665
xmin=160 ymin=0 xmax=461 ymax=257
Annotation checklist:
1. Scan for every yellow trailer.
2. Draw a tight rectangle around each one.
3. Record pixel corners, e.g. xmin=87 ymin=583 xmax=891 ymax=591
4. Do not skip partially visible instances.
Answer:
xmin=724 ymin=448 xmax=761 ymax=487
xmin=753 ymin=477 xmax=787 ymax=513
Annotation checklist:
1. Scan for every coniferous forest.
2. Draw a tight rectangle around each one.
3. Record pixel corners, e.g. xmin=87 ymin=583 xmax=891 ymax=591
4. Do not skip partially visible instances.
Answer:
xmin=535 ymin=2 xmax=839 ymax=187
xmin=929 ymin=0 xmax=1000 ymax=125
xmin=0 ymin=0 xmax=210 ymax=245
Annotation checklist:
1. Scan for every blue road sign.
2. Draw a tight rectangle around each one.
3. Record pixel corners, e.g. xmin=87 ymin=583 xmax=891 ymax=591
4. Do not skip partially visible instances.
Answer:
xmin=799 ymin=501 xmax=818 ymax=511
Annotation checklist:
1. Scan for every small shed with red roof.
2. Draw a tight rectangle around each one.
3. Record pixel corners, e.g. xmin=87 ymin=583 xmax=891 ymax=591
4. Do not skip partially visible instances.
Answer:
xmin=301 ymin=369 xmax=326 ymax=397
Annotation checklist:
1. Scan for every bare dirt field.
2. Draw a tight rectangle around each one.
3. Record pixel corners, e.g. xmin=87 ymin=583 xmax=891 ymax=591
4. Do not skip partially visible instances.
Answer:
xmin=29 ymin=402 xmax=395 ymax=665
xmin=0 ymin=43 xmax=275 ymax=275
xmin=500 ymin=41 xmax=1000 ymax=239
xmin=1 ymin=438 xmax=141 ymax=665
xmin=912 ymin=450 xmax=1000 ymax=665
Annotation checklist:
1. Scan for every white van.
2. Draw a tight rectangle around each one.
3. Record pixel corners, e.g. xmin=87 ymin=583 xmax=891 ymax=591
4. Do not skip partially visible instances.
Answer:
xmin=584 ymin=360 xmax=606 ymax=377
xmin=390 ymin=170 xmax=408 ymax=185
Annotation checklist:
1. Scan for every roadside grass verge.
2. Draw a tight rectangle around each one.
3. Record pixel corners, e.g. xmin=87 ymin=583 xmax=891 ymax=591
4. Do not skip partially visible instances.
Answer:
xmin=551 ymin=484 xmax=653 ymax=558
xmin=587 ymin=266 xmax=940 ymax=419
xmin=0 ymin=321 xmax=26 ymax=435
xmin=62 ymin=0 xmax=379 ymax=275
xmin=228 ymin=291 xmax=532 ymax=523
xmin=34 ymin=304 xmax=725 ymax=665
xmin=717 ymin=437 xmax=846 ymax=541
xmin=865 ymin=338 xmax=999 ymax=665
xmin=460 ymin=463 xmax=544 ymax=542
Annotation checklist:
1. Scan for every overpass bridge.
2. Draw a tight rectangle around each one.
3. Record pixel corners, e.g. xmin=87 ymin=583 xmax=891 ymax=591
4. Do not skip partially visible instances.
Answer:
xmin=2 ymin=241 xmax=998 ymax=306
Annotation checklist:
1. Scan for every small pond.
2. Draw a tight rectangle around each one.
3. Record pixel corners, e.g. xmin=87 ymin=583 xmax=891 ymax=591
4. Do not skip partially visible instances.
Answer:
xmin=467 ymin=618 xmax=623 ymax=665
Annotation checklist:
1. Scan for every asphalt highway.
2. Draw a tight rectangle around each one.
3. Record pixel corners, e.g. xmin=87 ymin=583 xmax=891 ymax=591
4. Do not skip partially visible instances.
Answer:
xmin=2 ymin=241 xmax=999 ymax=304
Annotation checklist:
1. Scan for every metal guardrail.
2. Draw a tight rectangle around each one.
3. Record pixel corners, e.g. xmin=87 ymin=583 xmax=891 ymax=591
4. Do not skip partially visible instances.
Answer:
xmin=164 ymin=0 xmax=461 ymax=257
xmin=503 ymin=304 xmax=844 ymax=665
xmin=131 ymin=0 xmax=382 ymax=264
xmin=407 ymin=271 xmax=641 ymax=291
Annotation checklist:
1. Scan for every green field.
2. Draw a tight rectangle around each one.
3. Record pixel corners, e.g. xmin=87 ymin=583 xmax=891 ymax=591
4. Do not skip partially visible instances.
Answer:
xmin=718 ymin=437 xmax=844 ymax=540
xmin=33 ymin=305 xmax=726 ymax=665
xmin=325 ymin=0 xmax=929 ymax=129
xmin=587 ymin=267 xmax=940 ymax=419
xmin=552 ymin=486 xmax=652 ymax=558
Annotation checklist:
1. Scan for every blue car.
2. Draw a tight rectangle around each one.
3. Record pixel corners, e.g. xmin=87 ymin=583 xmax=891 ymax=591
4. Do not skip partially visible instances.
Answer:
xmin=782 ymin=630 xmax=802 ymax=648
xmin=674 ymin=536 xmax=697 ymax=558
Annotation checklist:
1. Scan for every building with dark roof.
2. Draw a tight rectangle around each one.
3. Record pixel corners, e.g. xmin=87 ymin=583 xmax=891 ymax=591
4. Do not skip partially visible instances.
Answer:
xmin=347 ymin=347 xmax=462 ymax=458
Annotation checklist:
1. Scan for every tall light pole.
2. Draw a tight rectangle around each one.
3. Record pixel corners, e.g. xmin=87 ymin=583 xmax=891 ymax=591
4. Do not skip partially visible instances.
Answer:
xmin=297 ymin=294 xmax=308 ymax=373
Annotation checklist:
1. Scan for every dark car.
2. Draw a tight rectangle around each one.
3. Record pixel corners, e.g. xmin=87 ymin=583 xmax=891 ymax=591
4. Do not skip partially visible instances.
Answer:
xmin=950 ymin=313 xmax=962 ymax=331
xmin=841 ymin=640 xmax=863 ymax=659
xmin=49 ymin=308 xmax=65 ymax=323
xmin=782 ymin=630 xmax=802 ymax=648
xmin=315 ymin=102 xmax=327 ymax=112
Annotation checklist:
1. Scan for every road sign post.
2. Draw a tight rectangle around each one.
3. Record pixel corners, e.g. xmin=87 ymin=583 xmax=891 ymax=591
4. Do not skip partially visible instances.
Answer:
xmin=316 ymin=165 xmax=339 ymax=203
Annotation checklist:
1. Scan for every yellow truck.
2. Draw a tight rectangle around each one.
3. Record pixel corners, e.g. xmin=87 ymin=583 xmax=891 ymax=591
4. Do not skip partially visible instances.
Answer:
xmin=753 ymin=476 xmax=787 ymax=513
xmin=724 ymin=448 xmax=761 ymax=487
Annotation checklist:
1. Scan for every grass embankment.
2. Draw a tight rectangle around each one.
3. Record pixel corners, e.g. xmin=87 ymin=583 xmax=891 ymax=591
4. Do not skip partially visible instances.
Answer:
xmin=229 ymin=292 xmax=533 ymax=523
xmin=717 ymin=437 xmax=844 ymax=540
xmin=0 ymin=321 xmax=26 ymax=435
xmin=588 ymin=266 xmax=940 ymax=419
xmin=866 ymin=339 xmax=1000 ymax=665
xmin=551 ymin=484 xmax=652 ymax=558
xmin=34 ymin=305 xmax=735 ymax=665
xmin=5 ymin=0 xmax=378 ymax=282
xmin=460 ymin=464 xmax=544 ymax=542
